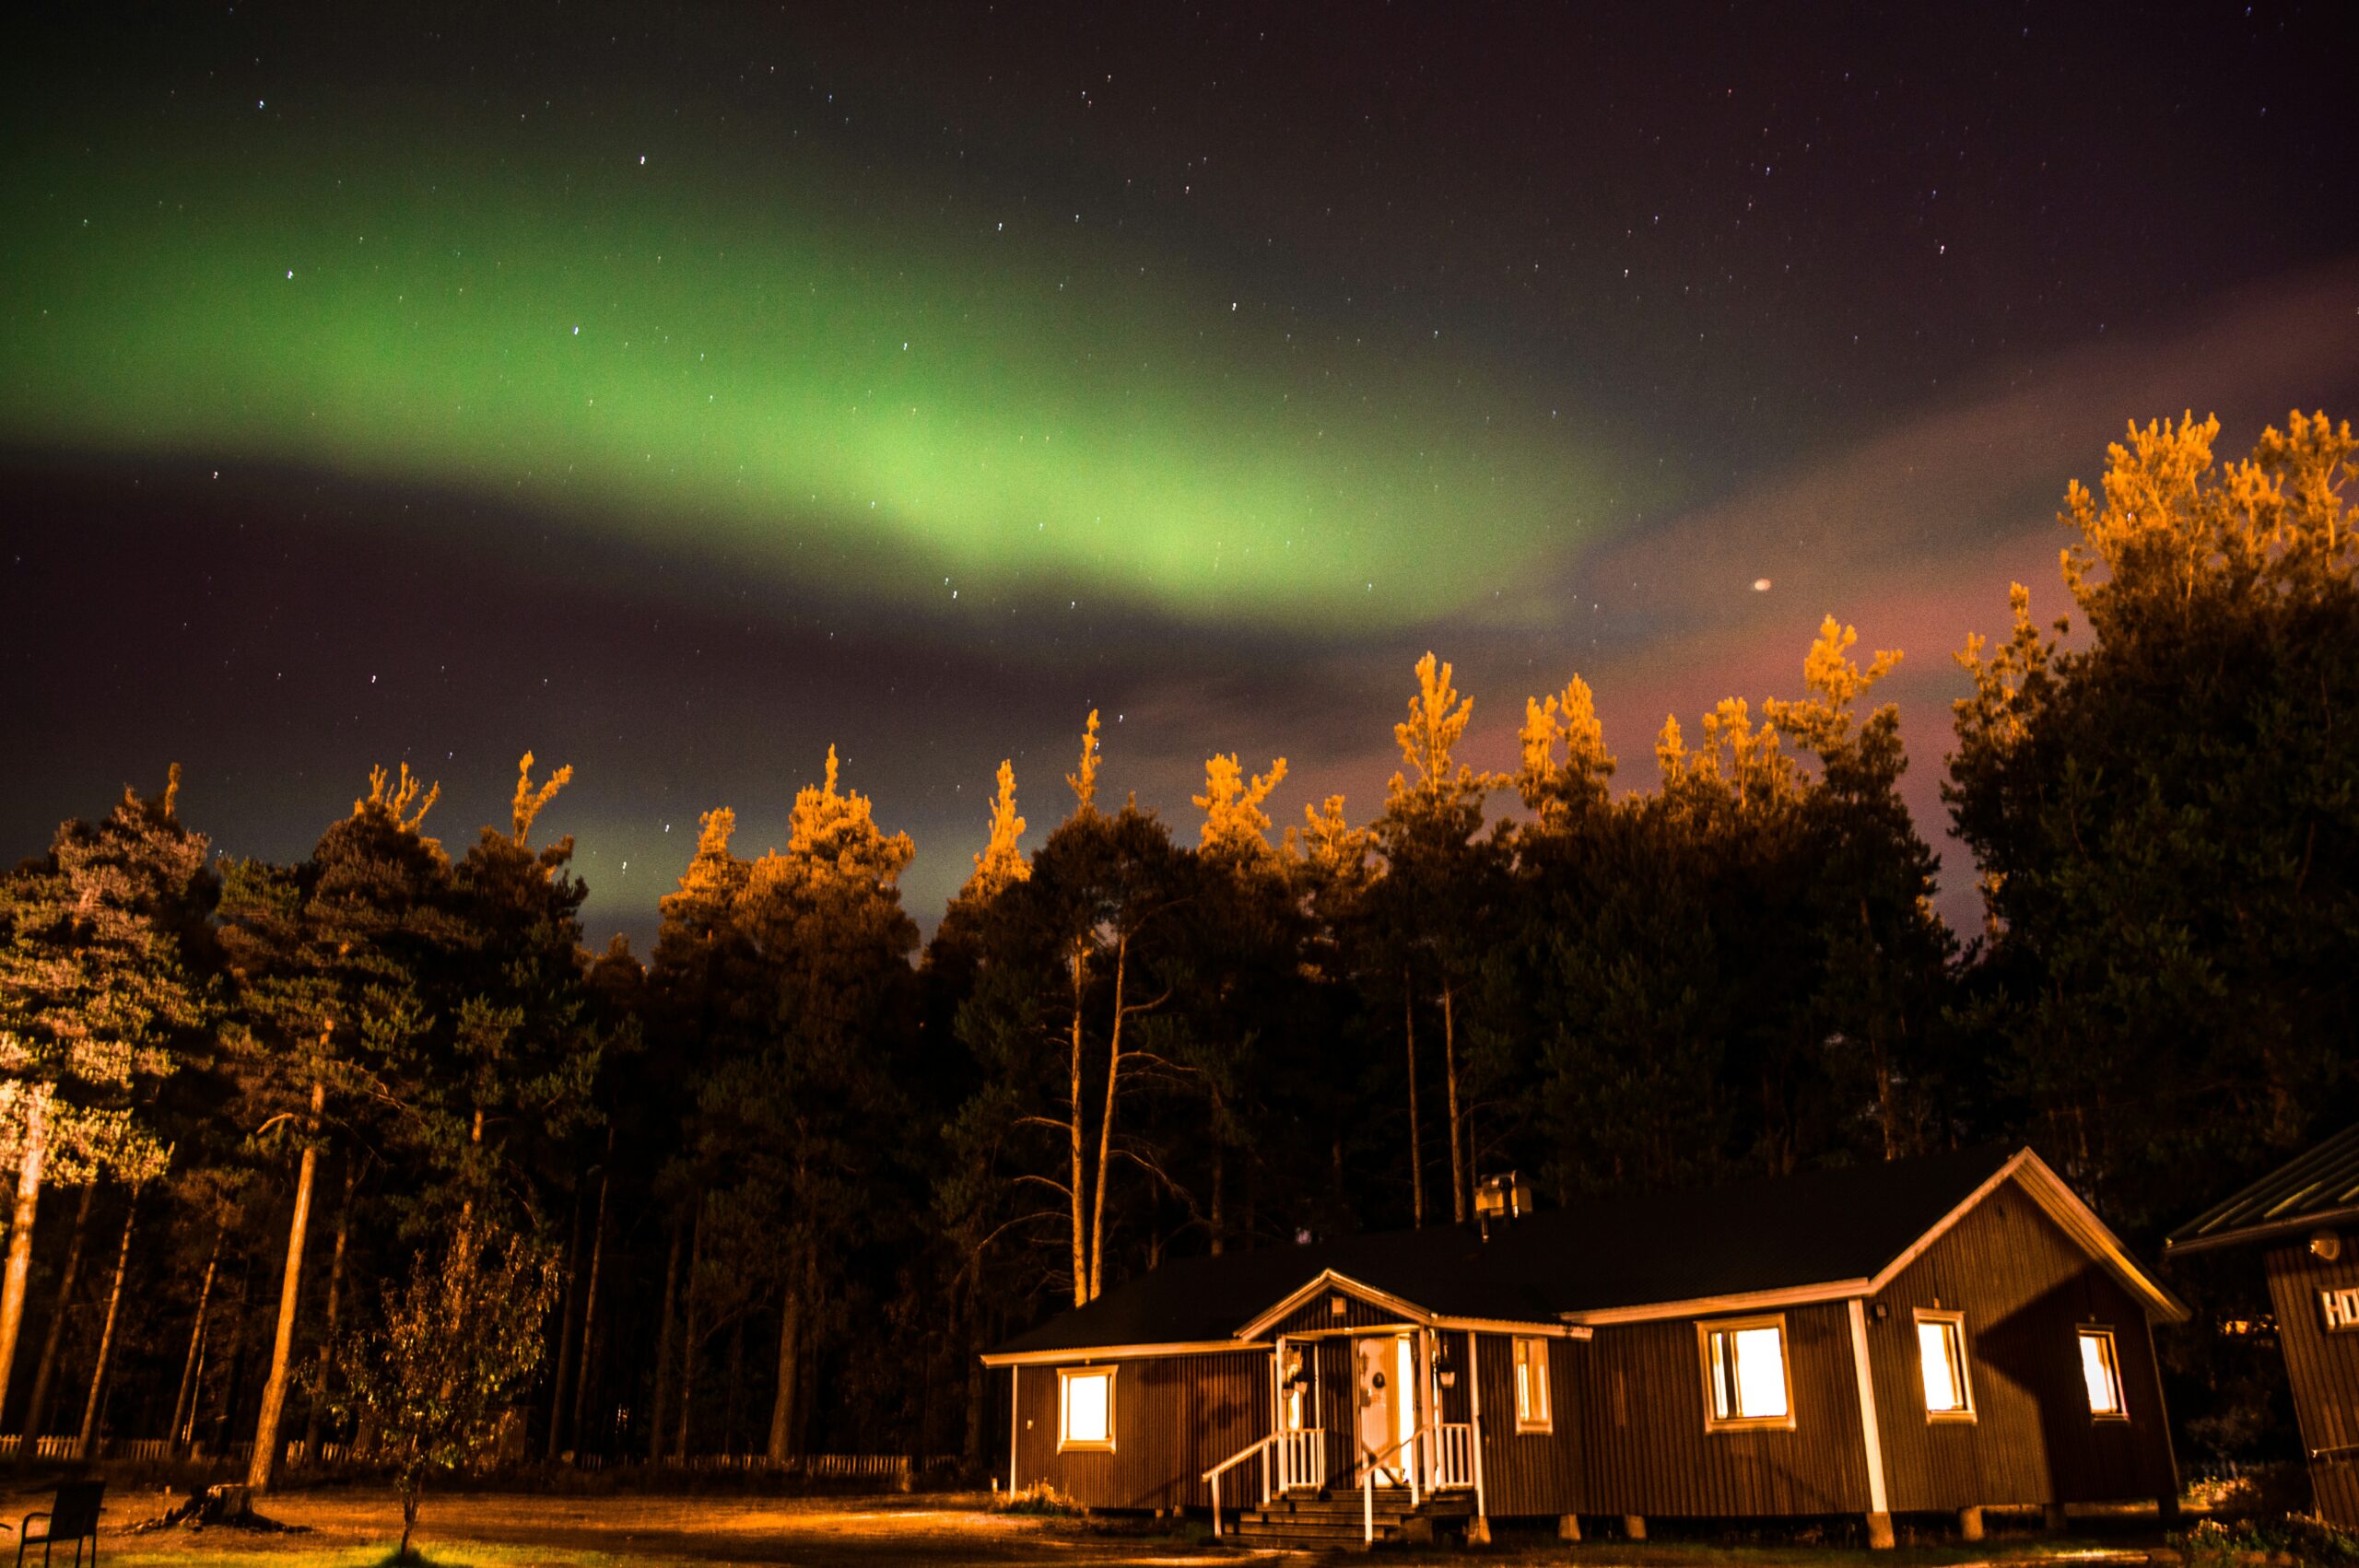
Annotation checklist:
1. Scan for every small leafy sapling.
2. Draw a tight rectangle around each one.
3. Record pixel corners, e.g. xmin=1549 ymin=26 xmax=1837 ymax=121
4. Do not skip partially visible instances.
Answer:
xmin=324 ymin=1221 xmax=558 ymax=1562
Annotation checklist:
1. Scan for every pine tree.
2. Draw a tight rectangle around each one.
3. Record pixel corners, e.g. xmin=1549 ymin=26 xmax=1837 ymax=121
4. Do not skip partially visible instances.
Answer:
xmin=218 ymin=763 xmax=459 ymax=1490
xmin=0 ymin=769 xmax=211 ymax=1447
xmin=1371 ymin=653 xmax=1501 ymax=1225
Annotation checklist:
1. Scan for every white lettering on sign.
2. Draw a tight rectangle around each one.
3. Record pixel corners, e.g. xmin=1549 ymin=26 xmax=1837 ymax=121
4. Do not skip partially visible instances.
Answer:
xmin=2321 ymin=1288 xmax=2359 ymax=1332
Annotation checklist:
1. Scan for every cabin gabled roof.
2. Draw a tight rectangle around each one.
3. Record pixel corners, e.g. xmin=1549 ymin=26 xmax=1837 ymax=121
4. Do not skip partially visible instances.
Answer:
xmin=983 ymin=1144 xmax=2185 ymax=1364
xmin=2165 ymin=1123 xmax=2359 ymax=1256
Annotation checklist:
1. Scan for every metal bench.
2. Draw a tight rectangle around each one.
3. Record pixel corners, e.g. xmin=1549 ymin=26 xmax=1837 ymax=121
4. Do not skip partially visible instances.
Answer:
xmin=18 ymin=1480 xmax=102 ymax=1568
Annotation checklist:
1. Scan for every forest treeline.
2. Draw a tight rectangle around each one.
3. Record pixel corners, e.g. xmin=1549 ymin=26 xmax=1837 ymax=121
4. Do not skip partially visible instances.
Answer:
xmin=2 ymin=412 xmax=2353 ymax=1482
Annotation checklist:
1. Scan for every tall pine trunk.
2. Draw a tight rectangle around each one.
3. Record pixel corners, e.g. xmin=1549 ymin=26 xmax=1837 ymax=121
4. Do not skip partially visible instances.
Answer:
xmin=545 ymin=1184 xmax=584 ymax=1459
xmin=1086 ymin=933 xmax=1134 ymax=1302
xmin=674 ymin=1199 xmax=703 ymax=1462
xmin=302 ymin=1162 xmax=354 ymax=1464
xmin=1404 ymin=971 xmax=1424 ymax=1227
xmin=569 ymin=1144 xmax=610 ymax=1456
xmin=76 ymin=1185 xmax=139 ymax=1458
xmin=646 ymin=1221 xmax=682 ymax=1462
xmin=1067 ymin=941 xmax=1090 ymax=1307
xmin=1207 ymin=1084 xmax=1226 ymax=1254
xmin=1443 ymin=985 xmax=1466 ymax=1224
xmin=722 ymin=1318 xmax=745 ymax=1457
xmin=0 ymin=1087 xmax=53 ymax=1445
xmin=792 ymin=1244 xmax=817 ymax=1455
xmin=22 ymin=1180 xmax=94 ymax=1447
xmin=248 ymin=1078 xmax=324 ymax=1491
xmin=170 ymin=1224 xmax=224 ymax=1453
xmin=768 ymin=1270 xmax=803 ymax=1459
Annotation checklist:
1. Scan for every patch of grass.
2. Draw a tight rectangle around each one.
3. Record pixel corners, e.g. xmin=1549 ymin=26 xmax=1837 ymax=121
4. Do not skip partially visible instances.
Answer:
xmin=992 ymin=1481 xmax=1083 ymax=1516
xmin=1412 ymin=1521 xmax=2165 ymax=1567
xmin=101 ymin=1546 xmax=636 ymax=1568
xmin=2178 ymin=1514 xmax=2359 ymax=1566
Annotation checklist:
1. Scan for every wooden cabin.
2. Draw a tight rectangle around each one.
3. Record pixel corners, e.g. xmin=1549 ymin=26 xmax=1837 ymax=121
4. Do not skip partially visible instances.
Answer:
xmin=983 ymin=1146 xmax=2185 ymax=1548
xmin=2167 ymin=1124 xmax=2359 ymax=1527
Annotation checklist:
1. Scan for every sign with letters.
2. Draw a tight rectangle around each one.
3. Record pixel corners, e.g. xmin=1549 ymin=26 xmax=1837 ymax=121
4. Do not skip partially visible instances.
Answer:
xmin=2321 ymin=1287 xmax=2359 ymax=1332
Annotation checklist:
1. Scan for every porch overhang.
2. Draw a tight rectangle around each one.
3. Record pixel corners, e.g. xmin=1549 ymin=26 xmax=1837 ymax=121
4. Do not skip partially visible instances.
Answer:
xmin=1235 ymin=1267 xmax=1590 ymax=1342
xmin=979 ymin=1338 xmax=1270 ymax=1368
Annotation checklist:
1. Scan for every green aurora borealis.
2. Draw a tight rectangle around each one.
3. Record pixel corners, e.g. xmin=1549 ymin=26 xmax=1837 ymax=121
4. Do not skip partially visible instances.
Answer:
xmin=3 ymin=128 xmax=1621 ymax=629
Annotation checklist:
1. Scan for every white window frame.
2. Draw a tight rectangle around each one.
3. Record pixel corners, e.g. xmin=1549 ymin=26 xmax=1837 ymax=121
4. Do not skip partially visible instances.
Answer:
xmin=1512 ymin=1336 xmax=1553 ymax=1433
xmin=1697 ymin=1313 xmax=1797 ymax=1433
xmin=1914 ymin=1309 xmax=1976 ymax=1423
xmin=1057 ymin=1364 xmax=1117 ymax=1452
xmin=2077 ymin=1326 xmax=2128 ymax=1422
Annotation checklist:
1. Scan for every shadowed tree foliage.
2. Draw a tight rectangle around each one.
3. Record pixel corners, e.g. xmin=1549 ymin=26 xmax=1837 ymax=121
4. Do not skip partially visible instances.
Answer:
xmin=1945 ymin=412 xmax=2359 ymax=1465
xmin=1520 ymin=620 xmax=1951 ymax=1198
xmin=1948 ymin=412 xmax=2359 ymax=1231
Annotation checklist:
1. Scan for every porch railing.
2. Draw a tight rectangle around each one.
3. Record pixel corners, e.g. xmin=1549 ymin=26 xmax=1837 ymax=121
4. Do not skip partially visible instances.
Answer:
xmin=1202 ymin=1433 xmax=1278 ymax=1539
xmin=1356 ymin=1422 xmax=1477 ymax=1543
xmin=1432 ymin=1422 xmax=1474 ymax=1491
xmin=1276 ymin=1427 xmax=1325 ymax=1492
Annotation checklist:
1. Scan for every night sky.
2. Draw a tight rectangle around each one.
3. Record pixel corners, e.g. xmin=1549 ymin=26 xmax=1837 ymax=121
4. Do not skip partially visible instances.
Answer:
xmin=6 ymin=4 xmax=2356 ymax=945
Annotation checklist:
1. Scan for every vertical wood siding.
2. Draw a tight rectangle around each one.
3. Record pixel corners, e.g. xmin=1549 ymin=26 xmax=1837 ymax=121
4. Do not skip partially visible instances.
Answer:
xmin=1266 ymin=1287 xmax=1413 ymax=1338
xmin=1580 ymin=1301 xmax=1871 ymax=1518
xmin=1010 ymin=1351 xmax=1269 ymax=1511
xmin=1472 ymin=1329 xmax=1585 ymax=1516
xmin=1866 ymin=1177 xmax=2177 ymax=1513
xmin=2265 ymin=1243 xmax=2359 ymax=1527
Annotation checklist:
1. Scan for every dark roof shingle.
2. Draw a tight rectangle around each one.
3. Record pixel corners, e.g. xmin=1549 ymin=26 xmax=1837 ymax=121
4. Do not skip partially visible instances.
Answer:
xmin=2166 ymin=1123 xmax=2359 ymax=1255
xmin=992 ymin=1144 xmax=2015 ymax=1358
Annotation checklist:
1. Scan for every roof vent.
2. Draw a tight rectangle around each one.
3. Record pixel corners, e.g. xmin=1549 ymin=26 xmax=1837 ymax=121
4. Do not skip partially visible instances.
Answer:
xmin=1475 ymin=1171 xmax=1533 ymax=1241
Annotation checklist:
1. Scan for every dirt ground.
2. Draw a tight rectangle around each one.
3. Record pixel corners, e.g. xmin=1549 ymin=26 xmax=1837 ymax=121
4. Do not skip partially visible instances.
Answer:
xmin=4 ymin=1486 xmax=1235 ymax=1567
xmin=0 ymin=1483 xmax=2177 ymax=1568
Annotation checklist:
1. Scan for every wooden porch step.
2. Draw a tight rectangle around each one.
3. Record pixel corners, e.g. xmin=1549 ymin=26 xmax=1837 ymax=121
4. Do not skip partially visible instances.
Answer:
xmin=1231 ymin=1515 xmax=1406 ymax=1547
xmin=1226 ymin=1488 xmax=1475 ymax=1550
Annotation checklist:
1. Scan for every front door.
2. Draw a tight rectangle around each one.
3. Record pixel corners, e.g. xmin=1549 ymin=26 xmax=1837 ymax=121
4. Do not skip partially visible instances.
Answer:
xmin=1354 ymin=1335 xmax=1414 ymax=1483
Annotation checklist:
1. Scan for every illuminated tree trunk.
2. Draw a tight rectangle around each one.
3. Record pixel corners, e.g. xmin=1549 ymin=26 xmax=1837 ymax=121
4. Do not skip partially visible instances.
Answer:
xmin=248 ymin=1078 xmax=324 ymax=1491
xmin=1068 ymin=940 xmax=1090 ymax=1308
xmin=1443 ymin=986 xmax=1466 ymax=1225
xmin=569 ymin=1144 xmax=610 ymax=1455
xmin=0 ymin=1087 xmax=53 ymax=1447
xmin=21 ymin=1180 xmax=94 ymax=1448
xmin=302 ymin=1162 xmax=354 ymax=1464
xmin=1086 ymin=933 xmax=1134 ymax=1302
xmin=169 ymin=1224 xmax=223 ymax=1453
xmin=76 ymin=1187 xmax=139 ymax=1458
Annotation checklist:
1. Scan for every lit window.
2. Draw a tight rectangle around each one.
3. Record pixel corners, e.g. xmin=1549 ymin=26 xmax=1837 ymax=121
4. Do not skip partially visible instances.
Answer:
xmin=1059 ymin=1367 xmax=1115 ymax=1451
xmin=1513 ymin=1338 xmax=1553 ymax=1432
xmin=1915 ymin=1311 xmax=1973 ymax=1420
xmin=1700 ymin=1316 xmax=1793 ymax=1430
xmin=2077 ymin=1328 xmax=2125 ymax=1419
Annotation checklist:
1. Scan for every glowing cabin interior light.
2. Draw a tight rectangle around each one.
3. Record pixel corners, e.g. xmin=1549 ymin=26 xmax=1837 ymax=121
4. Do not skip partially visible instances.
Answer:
xmin=1704 ymin=1319 xmax=1790 ymax=1426
xmin=2078 ymin=1328 xmax=2125 ymax=1417
xmin=1060 ymin=1368 xmax=1113 ymax=1448
xmin=1917 ymin=1316 xmax=1971 ymax=1415
xmin=1514 ymin=1337 xmax=1553 ymax=1430
xmin=1731 ymin=1328 xmax=1789 ymax=1417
